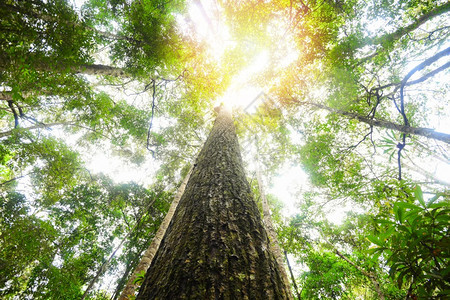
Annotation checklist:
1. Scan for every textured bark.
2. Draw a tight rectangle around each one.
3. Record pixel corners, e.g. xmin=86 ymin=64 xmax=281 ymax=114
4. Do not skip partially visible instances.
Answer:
xmin=136 ymin=105 xmax=290 ymax=299
xmin=76 ymin=64 xmax=128 ymax=77
xmin=119 ymin=167 xmax=193 ymax=300
xmin=255 ymin=145 xmax=293 ymax=299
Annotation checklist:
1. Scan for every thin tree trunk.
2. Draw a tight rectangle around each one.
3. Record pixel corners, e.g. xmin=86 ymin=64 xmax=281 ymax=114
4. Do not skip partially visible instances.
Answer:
xmin=82 ymin=196 xmax=159 ymax=300
xmin=293 ymin=100 xmax=450 ymax=144
xmin=136 ymin=105 xmax=291 ymax=299
xmin=284 ymin=250 xmax=301 ymax=300
xmin=334 ymin=249 xmax=385 ymax=300
xmin=112 ymin=233 xmax=155 ymax=300
xmin=118 ymin=167 xmax=193 ymax=300
xmin=255 ymin=139 xmax=293 ymax=299
xmin=81 ymin=230 xmax=132 ymax=300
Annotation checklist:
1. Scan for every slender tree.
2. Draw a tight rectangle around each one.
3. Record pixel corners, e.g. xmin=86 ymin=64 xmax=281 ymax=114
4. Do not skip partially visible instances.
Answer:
xmin=136 ymin=105 xmax=290 ymax=299
xmin=119 ymin=167 xmax=193 ymax=300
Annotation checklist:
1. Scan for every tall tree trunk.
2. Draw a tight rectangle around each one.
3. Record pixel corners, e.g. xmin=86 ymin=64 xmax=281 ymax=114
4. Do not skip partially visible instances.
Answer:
xmin=136 ymin=105 xmax=290 ymax=299
xmin=292 ymin=100 xmax=450 ymax=144
xmin=255 ymin=140 xmax=293 ymax=299
xmin=119 ymin=167 xmax=193 ymax=300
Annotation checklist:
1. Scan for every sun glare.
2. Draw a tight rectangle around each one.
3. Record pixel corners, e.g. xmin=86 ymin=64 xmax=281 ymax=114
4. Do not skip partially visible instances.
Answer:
xmin=187 ymin=0 xmax=232 ymax=60
xmin=184 ymin=1 xmax=300 ymax=113
xmin=215 ymin=51 xmax=270 ymax=110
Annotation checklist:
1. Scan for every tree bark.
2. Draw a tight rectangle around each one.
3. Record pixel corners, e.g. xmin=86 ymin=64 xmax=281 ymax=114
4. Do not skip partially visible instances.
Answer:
xmin=255 ymin=140 xmax=293 ymax=299
xmin=76 ymin=64 xmax=129 ymax=77
xmin=0 ymin=54 xmax=128 ymax=78
xmin=292 ymin=100 xmax=450 ymax=144
xmin=136 ymin=105 xmax=290 ymax=299
xmin=118 ymin=167 xmax=193 ymax=300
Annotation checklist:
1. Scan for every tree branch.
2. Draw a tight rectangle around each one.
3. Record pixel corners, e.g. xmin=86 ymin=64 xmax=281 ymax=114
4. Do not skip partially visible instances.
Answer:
xmin=288 ymin=98 xmax=450 ymax=144
xmin=7 ymin=100 xmax=19 ymax=128
xmin=397 ymin=46 xmax=450 ymax=180
xmin=369 ymin=3 xmax=450 ymax=46
xmin=0 ymin=122 xmax=75 ymax=138
xmin=284 ymin=250 xmax=302 ymax=300
xmin=146 ymin=80 xmax=157 ymax=156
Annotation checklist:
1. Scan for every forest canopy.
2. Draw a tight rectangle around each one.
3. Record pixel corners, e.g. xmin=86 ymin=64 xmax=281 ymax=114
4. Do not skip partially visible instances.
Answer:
xmin=0 ymin=0 xmax=449 ymax=299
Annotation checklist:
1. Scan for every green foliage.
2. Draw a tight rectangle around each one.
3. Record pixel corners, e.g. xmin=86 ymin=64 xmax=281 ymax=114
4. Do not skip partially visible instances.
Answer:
xmin=0 ymin=175 xmax=170 ymax=299
xmin=0 ymin=192 xmax=58 ymax=297
xmin=300 ymin=251 xmax=363 ymax=299
xmin=298 ymin=120 xmax=366 ymax=198
xmin=85 ymin=0 xmax=188 ymax=77
xmin=1 ymin=0 xmax=449 ymax=298
xmin=0 ymin=0 xmax=95 ymax=68
xmin=369 ymin=186 xmax=450 ymax=298
xmin=1 ymin=133 xmax=83 ymax=205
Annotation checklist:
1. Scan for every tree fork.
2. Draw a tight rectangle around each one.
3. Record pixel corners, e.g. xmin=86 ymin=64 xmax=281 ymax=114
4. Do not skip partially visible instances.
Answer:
xmin=136 ymin=105 xmax=290 ymax=299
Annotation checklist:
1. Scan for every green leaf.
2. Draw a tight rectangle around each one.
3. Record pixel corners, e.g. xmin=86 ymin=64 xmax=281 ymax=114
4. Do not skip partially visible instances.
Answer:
xmin=394 ymin=204 xmax=404 ymax=224
xmin=398 ymin=225 xmax=411 ymax=234
xmin=414 ymin=185 xmax=425 ymax=207
xmin=397 ymin=269 xmax=410 ymax=289
xmin=132 ymin=270 xmax=146 ymax=285
xmin=428 ymin=202 xmax=449 ymax=209
xmin=367 ymin=235 xmax=384 ymax=246
xmin=435 ymin=214 xmax=450 ymax=223
xmin=379 ymin=226 xmax=395 ymax=241
xmin=396 ymin=202 xmax=421 ymax=211
xmin=404 ymin=209 xmax=419 ymax=222
xmin=428 ymin=194 xmax=441 ymax=206
xmin=375 ymin=218 xmax=394 ymax=225
xmin=366 ymin=247 xmax=385 ymax=255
